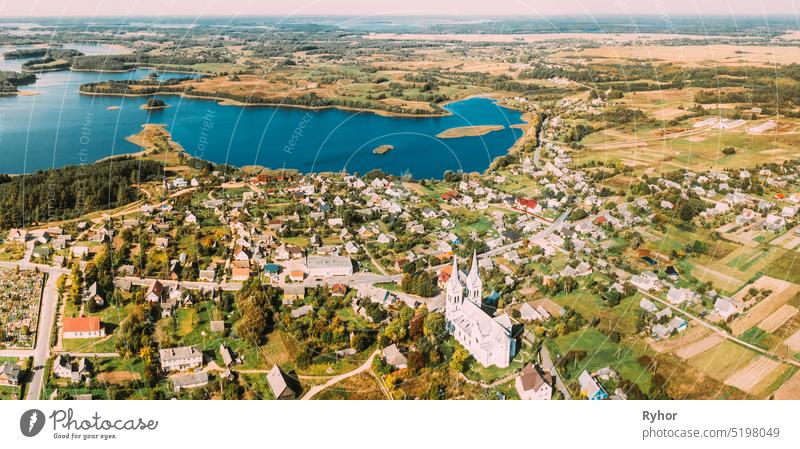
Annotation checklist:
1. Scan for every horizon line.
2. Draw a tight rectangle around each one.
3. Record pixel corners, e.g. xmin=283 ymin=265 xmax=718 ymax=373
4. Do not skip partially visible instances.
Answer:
xmin=0 ymin=13 xmax=798 ymax=19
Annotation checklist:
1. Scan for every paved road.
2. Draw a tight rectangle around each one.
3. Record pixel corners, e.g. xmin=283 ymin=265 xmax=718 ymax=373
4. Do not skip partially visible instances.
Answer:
xmin=301 ymin=349 xmax=380 ymax=400
xmin=27 ymin=273 xmax=59 ymax=400
xmin=532 ymin=117 xmax=548 ymax=169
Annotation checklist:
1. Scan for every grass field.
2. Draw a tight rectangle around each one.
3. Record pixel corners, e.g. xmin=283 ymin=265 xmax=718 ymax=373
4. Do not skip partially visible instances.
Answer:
xmin=551 ymin=328 xmax=653 ymax=395
xmin=686 ymin=340 xmax=759 ymax=382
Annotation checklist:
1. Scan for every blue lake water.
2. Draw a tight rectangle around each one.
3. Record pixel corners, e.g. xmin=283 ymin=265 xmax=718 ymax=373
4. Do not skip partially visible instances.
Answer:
xmin=0 ymin=46 xmax=524 ymax=178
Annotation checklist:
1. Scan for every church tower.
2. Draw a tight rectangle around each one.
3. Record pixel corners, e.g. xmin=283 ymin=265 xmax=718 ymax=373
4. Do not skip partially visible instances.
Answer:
xmin=445 ymin=256 xmax=464 ymax=319
xmin=465 ymin=251 xmax=482 ymax=305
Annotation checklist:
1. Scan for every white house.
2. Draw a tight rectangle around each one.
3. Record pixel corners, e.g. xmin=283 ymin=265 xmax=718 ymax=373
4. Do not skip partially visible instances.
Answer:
xmin=667 ymin=286 xmax=696 ymax=305
xmin=520 ymin=303 xmax=543 ymax=321
xmin=306 ymin=255 xmax=353 ymax=277
xmin=715 ymin=296 xmax=742 ymax=320
xmin=159 ymin=345 xmax=203 ymax=372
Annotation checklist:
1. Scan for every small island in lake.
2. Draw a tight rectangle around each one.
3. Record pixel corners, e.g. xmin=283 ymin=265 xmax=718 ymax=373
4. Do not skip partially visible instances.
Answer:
xmin=373 ymin=144 xmax=393 ymax=155
xmin=140 ymin=98 xmax=168 ymax=110
xmin=436 ymin=125 xmax=504 ymax=139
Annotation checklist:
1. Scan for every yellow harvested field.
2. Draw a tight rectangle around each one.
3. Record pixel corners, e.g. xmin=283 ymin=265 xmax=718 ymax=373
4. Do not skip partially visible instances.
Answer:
xmin=758 ymin=305 xmax=799 ymax=333
xmin=651 ymin=108 xmax=686 ymax=121
xmin=773 ymin=370 xmax=800 ymax=399
xmin=674 ymin=334 xmax=724 ymax=359
xmin=723 ymin=356 xmax=781 ymax=394
xmin=687 ymin=340 xmax=759 ymax=382
xmin=784 ymin=329 xmax=800 ymax=352
xmin=731 ymin=276 xmax=800 ymax=336
xmin=555 ymin=44 xmax=800 ymax=67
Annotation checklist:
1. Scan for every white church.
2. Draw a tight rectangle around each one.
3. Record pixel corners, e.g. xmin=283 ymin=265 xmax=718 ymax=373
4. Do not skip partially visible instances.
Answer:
xmin=445 ymin=253 xmax=516 ymax=368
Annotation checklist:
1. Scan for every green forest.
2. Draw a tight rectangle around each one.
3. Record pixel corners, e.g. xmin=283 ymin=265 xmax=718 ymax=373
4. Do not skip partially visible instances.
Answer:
xmin=0 ymin=158 xmax=164 ymax=228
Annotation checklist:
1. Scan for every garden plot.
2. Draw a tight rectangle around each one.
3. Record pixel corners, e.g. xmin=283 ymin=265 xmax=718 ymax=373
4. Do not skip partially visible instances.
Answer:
xmin=758 ymin=305 xmax=799 ymax=333
xmin=723 ymin=356 xmax=781 ymax=393
xmin=770 ymin=225 xmax=800 ymax=250
xmin=731 ymin=276 xmax=800 ymax=336
xmin=674 ymin=334 xmax=724 ymax=360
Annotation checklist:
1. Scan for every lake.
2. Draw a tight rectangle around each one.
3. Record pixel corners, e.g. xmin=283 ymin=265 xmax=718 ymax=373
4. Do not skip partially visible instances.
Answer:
xmin=0 ymin=46 xmax=525 ymax=178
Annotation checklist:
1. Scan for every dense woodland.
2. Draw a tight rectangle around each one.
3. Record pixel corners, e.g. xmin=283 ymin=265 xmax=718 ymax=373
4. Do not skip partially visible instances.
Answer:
xmin=0 ymin=158 xmax=164 ymax=228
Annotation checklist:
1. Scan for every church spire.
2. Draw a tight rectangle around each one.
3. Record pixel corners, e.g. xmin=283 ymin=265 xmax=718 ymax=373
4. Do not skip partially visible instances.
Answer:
xmin=466 ymin=251 xmax=480 ymax=288
xmin=465 ymin=251 xmax=482 ymax=302
xmin=446 ymin=255 xmax=462 ymax=295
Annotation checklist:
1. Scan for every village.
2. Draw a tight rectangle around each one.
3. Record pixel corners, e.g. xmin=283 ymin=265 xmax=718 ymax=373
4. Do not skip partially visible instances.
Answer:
xmin=2 ymin=80 xmax=800 ymax=401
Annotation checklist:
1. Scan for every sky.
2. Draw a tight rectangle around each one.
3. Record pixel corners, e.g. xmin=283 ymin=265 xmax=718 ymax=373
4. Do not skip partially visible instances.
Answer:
xmin=0 ymin=0 xmax=797 ymax=18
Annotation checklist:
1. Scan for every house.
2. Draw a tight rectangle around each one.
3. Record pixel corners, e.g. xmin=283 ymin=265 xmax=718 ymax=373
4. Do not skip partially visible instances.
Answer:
xmin=231 ymin=265 xmax=250 ymax=281
xmin=578 ymin=370 xmax=608 ymax=400
xmin=445 ymin=253 xmax=515 ymax=368
xmin=172 ymin=372 xmax=209 ymax=392
xmin=289 ymin=270 xmax=305 ymax=282
xmin=667 ymin=286 xmax=696 ymax=305
xmin=53 ymin=354 xmax=74 ymax=379
xmin=715 ymin=296 xmax=742 ymax=320
xmin=72 ymin=245 xmax=90 ymax=258
xmin=84 ymin=282 xmax=104 ymax=306
xmin=515 ymin=364 xmax=552 ymax=400
xmin=669 ymin=316 xmax=688 ymax=333
xmin=382 ymin=344 xmax=408 ymax=369
xmin=651 ymin=323 xmax=673 ymax=340
xmin=520 ymin=303 xmax=543 ymax=321
xmin=639 ymin=298 xmax=658 ymax=313
xmin=630 ymin=271 xmax=660 ymax=292
xmin=52 ymin=355 xmax=92 ymax=383
xmin=345 ymin=241 xmax=360 ymax=254
xmin=291 ymin=304 xmax=313 ymax=319
xmin=515 ymin=198 xmax=541 ymax=214
xmin=199 ymin=269 xmax=216 ymax=282
xmin=159 ymin=345 xmax=203 ymax=372
xmin=765 ymin=214 xmax=786 ymax=232
xmin=0 ymin=361 xmax=20 ymax=386
xmin=283 ymin=284 xmax=305 ymax=305
xmin=220 ymin=344 xmax=237 ymax=367
xmin=263 ymin=263 xmax=281 ymax=280
xmin=63 ymin=316 xmax=105 ymax=339
xmin=267 ymin=365 xmax=301 ymax=400
xmin=145 ymin=280 xmax=164 ymax=303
